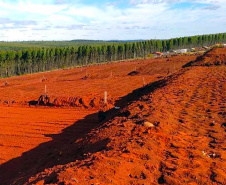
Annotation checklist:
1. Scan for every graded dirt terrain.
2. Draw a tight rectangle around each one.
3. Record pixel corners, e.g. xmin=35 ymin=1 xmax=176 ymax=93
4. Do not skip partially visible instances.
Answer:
xmin=0 ymin=107 xmax=97 ymax=165
xmin=24 ymin=48 xmax=225 ymax=185
xmin=0 ymin=54 xmax=197 ymax=185
xmin=0 ymin=49 xmax=225 ymax=185
xmin=0 ymin=55 xmax=196 ymax=106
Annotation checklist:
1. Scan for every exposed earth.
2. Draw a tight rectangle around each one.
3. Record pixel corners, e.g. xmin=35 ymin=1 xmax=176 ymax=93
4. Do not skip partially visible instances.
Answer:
xmin=0 ymin=49 xmax=225 ymax=185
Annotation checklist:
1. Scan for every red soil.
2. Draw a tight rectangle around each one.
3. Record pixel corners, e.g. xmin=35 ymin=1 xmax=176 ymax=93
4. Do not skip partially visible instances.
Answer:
xmin=1 ymin=51 xmax=225 ymax=184
xmin=0 ymin=55 xmax=196 ymax=106
xmin=36 ymin=94 xmax=116 ymax=109
xmin=0 ymin=107 xmax=96 ymax=165
xmin=186 ymin=47 xmax=226 ymax=67
xmin=27 ymin=65 xmax=226 ymax=184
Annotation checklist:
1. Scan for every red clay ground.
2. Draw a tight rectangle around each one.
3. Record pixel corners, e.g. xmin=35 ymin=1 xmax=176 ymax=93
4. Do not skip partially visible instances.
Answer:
xmin=0 ymin=55 xmax=196 ymax=105
xmin=0 ymin=55 xmax=197 ymax=184
xmin=0 ymin=50 xmax=225 ymax=184
xmin=25 ymin=50 xmax=225 ymax=185
xmin=190 ymin=47 xmax=226 ymax=66
xmin=0 ymin=107 xmax=96 ymax=165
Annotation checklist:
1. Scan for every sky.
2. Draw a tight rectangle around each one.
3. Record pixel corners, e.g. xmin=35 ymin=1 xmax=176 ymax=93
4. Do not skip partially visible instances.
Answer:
xmin=0 ymin=0 xmax=225 ymax=41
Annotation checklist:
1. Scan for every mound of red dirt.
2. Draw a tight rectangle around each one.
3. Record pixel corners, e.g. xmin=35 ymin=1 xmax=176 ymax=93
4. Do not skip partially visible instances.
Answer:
xmin=36 ymin=94 xmax=116 ymax=109
xmin=128 ymin=70 xmax=139 ymax=76
xmin=184 ymin=47 xmax=226 ymax=67
xmin=25 ymin=63 xmax=226 ymax=184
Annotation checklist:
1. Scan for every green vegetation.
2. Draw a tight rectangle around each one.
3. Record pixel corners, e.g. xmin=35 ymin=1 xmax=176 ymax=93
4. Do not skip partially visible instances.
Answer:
xmin=0 ymin=40 xmax=118 ymax=51
xmin=0 ymin=33 xmax=225 ymax=78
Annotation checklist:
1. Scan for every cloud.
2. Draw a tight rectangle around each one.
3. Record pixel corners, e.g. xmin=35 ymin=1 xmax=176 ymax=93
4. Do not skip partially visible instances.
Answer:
xmin=129 ymin=0 xmax=225 ymax=6
xmin=0 ymin=17 xmax=37 ymax=30
xmin=129 ymin=0 xmax=182 ymax=5
xmin=203 ymin=4 xmax=220 ymax=10
xmin=0 ymin=0 xmax=67 ymax=16
xmin=0 ymin=0 xmax=225 ymax=41
xmin=0 ymin=18 xmax=11 ymax=24
xmin=54 ymin=0 xmax=66 ymax=4
xmin=124 ymin=26 xmax=150 ymax=30
xmin=55 ymin=24 xmax=85 ymax=30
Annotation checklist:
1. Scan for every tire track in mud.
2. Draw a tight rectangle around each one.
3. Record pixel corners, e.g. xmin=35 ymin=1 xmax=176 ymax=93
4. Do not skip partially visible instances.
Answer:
xmin=158 ymin=67 xmax=226 ymax=184
xmin=0 ymin=107 xmax=96 ymax=166
xmin=134 ymin=67 xmax=226 ymax=184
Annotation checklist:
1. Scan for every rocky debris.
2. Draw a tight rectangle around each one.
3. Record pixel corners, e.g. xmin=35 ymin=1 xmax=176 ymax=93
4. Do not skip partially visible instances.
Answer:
xmin=38 ymin=94 xmax=51 ymax=106
xmin=143 ymin=121 xmax=155 ymax=128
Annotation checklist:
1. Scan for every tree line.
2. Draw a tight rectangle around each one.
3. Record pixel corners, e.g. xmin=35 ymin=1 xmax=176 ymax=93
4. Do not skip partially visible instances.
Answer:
xmin=0 ymin=32 xmax=226 ymax=78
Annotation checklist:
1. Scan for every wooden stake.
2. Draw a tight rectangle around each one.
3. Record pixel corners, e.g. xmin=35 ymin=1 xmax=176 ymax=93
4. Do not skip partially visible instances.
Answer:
xmin=45 ymin=85 xmax=47 ymax=94
xmin=135 ymin=66 xmax=137 ymax=71
xmin=104 ymin=91 xmax=107 ymax=104
xmin=143 ymin=77 xmax=146 ymax=86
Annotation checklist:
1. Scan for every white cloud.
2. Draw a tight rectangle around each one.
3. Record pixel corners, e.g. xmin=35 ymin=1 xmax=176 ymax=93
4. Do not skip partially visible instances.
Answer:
xmin=129 ymin=0 xmax=181 ymax=5
xmin=0 ymin=0 xmax=225 ymax=41
xmin=129 ymin=0 xmax=226 ymax=5
xmin=0 ymin=0 xmax=67 ymax=16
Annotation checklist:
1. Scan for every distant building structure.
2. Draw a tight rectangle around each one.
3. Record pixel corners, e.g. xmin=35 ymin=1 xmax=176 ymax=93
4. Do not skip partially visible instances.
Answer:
xmin=203 ymin=46 xmax=209 ymax=50
xmin=175 ymin=49 xmax=188 ymax=53
xmin=163 ymin=51 xmax=170 ymax=55
xmin=155 ymin=52 xmax=163 ymax=55
xmin=153 ymin=52 xmax=163 ymax=58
